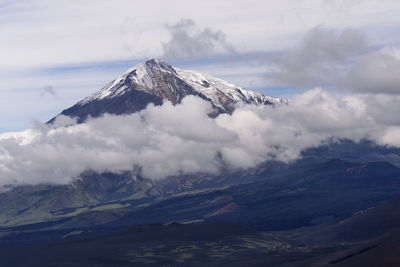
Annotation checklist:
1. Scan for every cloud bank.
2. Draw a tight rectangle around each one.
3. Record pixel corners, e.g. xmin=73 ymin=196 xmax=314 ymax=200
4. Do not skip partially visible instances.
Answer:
xmin=1 ymin=91 xmax=400 ymax=187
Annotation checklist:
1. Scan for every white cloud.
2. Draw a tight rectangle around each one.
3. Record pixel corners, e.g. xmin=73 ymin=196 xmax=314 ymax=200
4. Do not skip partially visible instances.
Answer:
xmin=1 ymin=91 xmax=400 ymax=188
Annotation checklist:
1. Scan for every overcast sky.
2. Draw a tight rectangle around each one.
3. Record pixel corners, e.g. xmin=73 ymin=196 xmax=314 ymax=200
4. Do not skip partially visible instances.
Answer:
xmin=1 ymin=0 xmax=400 ymax=132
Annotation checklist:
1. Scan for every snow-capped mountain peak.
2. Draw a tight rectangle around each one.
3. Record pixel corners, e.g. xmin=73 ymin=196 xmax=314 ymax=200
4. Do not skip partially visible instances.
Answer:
xmin=52 ymin=59 xmax=286 ymax=123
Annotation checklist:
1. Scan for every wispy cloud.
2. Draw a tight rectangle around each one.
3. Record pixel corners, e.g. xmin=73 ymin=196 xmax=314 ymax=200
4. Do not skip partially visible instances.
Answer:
xmin=39 ymin=85 xmax=56 ymax=97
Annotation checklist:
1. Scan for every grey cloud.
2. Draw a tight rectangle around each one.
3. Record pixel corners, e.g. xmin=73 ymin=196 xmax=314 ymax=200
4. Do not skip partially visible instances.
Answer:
xmin=264 ymin=27 xmax=400 ymax=95
xmin=266 ymin=27 xmax=367 ymax=88
xmin=1 ymin=91 xmax=400 ymax=188
xmin=161 ymin=19 xmax=236 ymax=60
xmin=340 ymin=46 xmax=400 ymax=94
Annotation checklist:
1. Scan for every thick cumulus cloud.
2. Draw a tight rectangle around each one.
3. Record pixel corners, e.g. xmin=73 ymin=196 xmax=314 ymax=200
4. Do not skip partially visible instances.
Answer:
xmin=161 ymin=19 xmax=236 ymax=60
xmin=1 ymin=91 xmax=400 ymax=187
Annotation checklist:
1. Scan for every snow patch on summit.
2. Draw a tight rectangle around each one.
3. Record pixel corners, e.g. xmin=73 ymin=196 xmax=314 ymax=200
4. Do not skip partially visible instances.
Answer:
xmin=176 ymin=68 xmax=285 ymax=107
xmin=78 ymin=62 xmax=154 ymax=105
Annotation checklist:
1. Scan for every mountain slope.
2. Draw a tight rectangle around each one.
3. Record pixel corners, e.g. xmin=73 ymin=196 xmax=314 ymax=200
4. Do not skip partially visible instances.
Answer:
xmin=49 ymin=59 xmax=286 ymax=122
xmin=105 ymin=159 xmax=400 ymax=231
xmin=11 ymin=159 xmax=396 ymax=232
xmin=300 ymin=196 xmax=400 ymax=266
